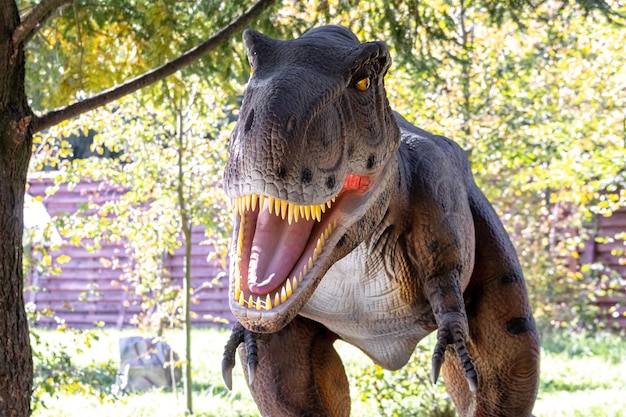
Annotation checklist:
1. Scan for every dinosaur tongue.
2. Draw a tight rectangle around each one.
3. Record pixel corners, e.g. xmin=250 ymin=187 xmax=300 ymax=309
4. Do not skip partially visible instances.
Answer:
xmin=247 ymin=205 xmax=315 ymax=295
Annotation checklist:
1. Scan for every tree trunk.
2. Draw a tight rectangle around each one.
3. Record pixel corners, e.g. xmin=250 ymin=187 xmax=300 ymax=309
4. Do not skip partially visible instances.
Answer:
xmin=176 ymin=109 xmax=193 ymax=414
xmin=0 ymin=1 xmax=34 ymax=416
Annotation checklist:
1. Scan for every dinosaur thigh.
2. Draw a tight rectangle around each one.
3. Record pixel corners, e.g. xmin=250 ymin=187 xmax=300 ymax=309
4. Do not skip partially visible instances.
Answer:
xmin=238 ymin=316 xmax=350 ymax=417
xmin=441 ymin=277 xmax=541 ymax=417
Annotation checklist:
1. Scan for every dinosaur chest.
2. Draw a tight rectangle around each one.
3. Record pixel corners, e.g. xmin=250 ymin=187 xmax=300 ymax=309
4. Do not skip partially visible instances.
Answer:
xmin=300 ymin=242 xmax=434 ymax=370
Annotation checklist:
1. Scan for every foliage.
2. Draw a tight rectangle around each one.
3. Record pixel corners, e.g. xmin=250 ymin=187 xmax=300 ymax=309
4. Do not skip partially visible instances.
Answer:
xmin=30 ymin=327 xmax=118 ymax=411
xmin=351 ymin=338 xmax=455 ymax=417
xmin=20 ymin=0 xmax=274 ymax=112
xmin=34 ymin=79 xmax=234 ymax=332
xmin=541 ymin=328 xmax=626 ymax=364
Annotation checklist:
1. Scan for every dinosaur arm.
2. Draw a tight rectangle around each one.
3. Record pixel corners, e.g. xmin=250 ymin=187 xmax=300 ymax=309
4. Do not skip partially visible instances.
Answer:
xmin=397 ymin=135 xmax=478 ymax=392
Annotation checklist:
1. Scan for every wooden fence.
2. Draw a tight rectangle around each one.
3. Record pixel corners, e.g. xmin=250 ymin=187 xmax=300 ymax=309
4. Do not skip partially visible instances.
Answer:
xmin=25 ymin=176 xmax=234 ymax=329
xmin=24 ymin=176 xmax=625 ymax=329
xmin=583 ymin=207 xmax=626 ymax=328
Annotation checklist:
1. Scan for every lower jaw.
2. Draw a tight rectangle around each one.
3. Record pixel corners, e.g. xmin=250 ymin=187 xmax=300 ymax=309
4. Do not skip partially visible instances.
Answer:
xmin=232 ymin=218 xmax=338 ymax=312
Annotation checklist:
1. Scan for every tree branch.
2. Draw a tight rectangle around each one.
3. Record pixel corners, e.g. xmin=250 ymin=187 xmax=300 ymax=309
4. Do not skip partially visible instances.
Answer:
xmin=32 ymin=0 xmax=278 ymax=133
xmin=13 ymin=0 xmax=69 ymax=46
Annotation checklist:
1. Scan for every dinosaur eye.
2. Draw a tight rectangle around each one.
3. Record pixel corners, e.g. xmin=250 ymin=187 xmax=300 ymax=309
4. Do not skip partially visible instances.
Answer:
xmin=355 ymin=77 xmax=370 ymax=91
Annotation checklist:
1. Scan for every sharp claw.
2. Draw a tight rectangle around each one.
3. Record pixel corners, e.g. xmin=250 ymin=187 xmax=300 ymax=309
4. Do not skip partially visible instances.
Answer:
xmin=467 ymin=373 xmax=478 ymax=393
xmin=244 ymin=328 xmax=259 ymax=387
xmin=221 ymin=323 xmax=246 ymax=390
xmin=222 ymin=360 xmax=234 ymax=391
xmin=247 ymin=360 xmax=257 ymax=386
xmin=431 ymin=341 xmax=445 ymax=385
xmin=455 ymin=340 xmax=478 ymax=393
xmin=432 ymin=357 xmax=442 ymax=385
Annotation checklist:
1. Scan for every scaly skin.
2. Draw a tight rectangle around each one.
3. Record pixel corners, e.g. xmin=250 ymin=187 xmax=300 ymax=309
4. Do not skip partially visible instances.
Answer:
xmin=222 ymin=26 xmax=540 ymax=417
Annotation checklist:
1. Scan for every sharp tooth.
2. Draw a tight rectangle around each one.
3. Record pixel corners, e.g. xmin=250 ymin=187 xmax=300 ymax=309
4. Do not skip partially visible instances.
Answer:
xmin=286 ymin=279 xmax=292 ymax=297
xmin=287 ymin=203 xmax=294 ymax=225
xmin=247 ymin=295 xmax=254 ymax=309
xmin=313 ymin=237 xmax=323 ymax=261
xmin=274 ymin=293 xmax=280 ymax=307
xmin=268 ymin=197 xmax=275 ymax=214
xmin=327 ymin=200 xmax=332 ymax=209
xmin=299 ymin=205 xmax=305 ymax=219
xmin=235 ymin=285 xmax=241 ymax=301
xmin=308 ymin=257 xmax=313 ymax=270
xmin=237 ymin=216 xmax=245 ymax=257
xmin=266 ymin=294 xmax=272 ymax=310
xmin=292 ymin=276 xmax=298 ymax=290
xmin=259 ymin=195 xmax=266 ymax=211
xmin=239 ymin=291 xmax=245 ymax=306
xmin=274 ymin=198 xmax=281 ymax=217
xmin=304 ymin=205 xmax=311 ymax=221
xmin=256 ymin=296 xmax=262 ymax=310
xmin=298 ymin=270 xmax=304 ymax=283
xmin=280 ymin=200 xmax=288 ymax=220
xmin=291 ymin=203 xmax=299 ymax=223
xmin=321 ymin=203 xmax=326 ymax=214
xmin=251 ymin=194 xmax=258 ymax=211
xmin=245 ymin=195 xmax=250 ymax=211
xmin=280 ymin=286 xmax=287 ymax=303
xmin=313 ymin=205 xmax=322 ymax=222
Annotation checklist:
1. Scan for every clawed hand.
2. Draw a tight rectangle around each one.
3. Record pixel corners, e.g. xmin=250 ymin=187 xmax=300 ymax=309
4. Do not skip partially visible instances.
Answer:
xmin=431 ymin=316 xmax=478 ymax=393
xmin=221 ymin=322 xmax=259 ymax=390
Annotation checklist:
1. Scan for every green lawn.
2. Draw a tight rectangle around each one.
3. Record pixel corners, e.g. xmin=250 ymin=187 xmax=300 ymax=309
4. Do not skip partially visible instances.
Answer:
xmin=30 ymin=327 xmax=626 ymax=417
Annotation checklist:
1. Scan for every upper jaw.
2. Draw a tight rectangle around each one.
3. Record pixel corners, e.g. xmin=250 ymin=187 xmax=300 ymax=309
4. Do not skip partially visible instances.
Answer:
xmin=227 ymin=162 xmax=396 ymax=334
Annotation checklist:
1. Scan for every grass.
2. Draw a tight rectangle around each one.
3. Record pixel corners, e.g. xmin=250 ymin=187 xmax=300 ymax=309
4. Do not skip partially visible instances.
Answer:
xmin=30 ymin=327 xmax=626 ymax=417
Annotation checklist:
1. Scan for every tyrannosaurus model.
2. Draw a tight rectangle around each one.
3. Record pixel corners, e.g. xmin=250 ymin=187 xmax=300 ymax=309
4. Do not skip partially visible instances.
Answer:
xmin=221 ymin=25 xmax=540 ymax=417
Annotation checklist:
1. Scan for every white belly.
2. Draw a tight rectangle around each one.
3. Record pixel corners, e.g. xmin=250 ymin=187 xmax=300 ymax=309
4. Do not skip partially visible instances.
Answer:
xmin=300 ymin=243 xmax=432 ymax=370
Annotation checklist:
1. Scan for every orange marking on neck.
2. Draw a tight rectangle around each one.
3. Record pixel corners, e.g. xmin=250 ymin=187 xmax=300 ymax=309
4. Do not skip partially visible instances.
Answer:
xmin=340 ymin=174 xmax=370 ymax=195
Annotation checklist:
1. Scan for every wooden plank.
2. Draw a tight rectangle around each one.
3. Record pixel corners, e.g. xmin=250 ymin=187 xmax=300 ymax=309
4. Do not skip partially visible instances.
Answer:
xmin=599 ymin=209 xmax=626 ymax=224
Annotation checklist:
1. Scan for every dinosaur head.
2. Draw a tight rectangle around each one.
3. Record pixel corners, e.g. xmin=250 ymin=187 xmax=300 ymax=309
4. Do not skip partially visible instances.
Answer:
xmin=224 ymin=25 xmax=400 ymax=333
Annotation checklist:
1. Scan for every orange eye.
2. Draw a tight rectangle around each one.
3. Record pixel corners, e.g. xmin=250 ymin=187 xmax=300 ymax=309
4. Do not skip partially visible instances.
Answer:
xmin=355 ymin=77 xmax=370 ymax=91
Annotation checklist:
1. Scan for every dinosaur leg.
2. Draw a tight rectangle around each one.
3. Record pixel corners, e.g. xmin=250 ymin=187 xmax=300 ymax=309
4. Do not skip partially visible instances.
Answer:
xmin=230 ymin=316 xmax=350 ymax=417
xmin=441 ymin=274 xmax=541 ymax=417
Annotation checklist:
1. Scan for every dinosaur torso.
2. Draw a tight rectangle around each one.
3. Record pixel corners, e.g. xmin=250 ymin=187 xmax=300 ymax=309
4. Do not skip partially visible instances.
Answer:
xmin=301 ymin=241 xmax=434 ymax=370
xmin=222 ymin=26 xmax=540 ymax=417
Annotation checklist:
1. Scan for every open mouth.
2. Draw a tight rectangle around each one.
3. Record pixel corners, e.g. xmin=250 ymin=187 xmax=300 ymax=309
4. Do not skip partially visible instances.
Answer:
xmin=229 ymin=174 xmax=370 ymax=313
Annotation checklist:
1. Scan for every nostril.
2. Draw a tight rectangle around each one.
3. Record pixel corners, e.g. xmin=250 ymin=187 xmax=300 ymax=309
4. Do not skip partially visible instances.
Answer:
xmin=301 ymin=168 xmax=313 ymax=184
xmin=277 ymin=165 xmax=287 ymax=180
xmin=367 ymin=154 xmax=376 ymax=169
xmin=325 ymin=175 xmax=336 ymax=189
xmin=244 ymin=109 xmax=255 ymax=133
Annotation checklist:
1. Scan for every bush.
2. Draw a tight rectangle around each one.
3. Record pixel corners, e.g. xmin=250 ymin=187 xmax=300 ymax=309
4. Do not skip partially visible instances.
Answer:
xmin=31 ymin=328 xmax=118 ymax=411
xmin=352 ymin=341 xmax=455 ymax=417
